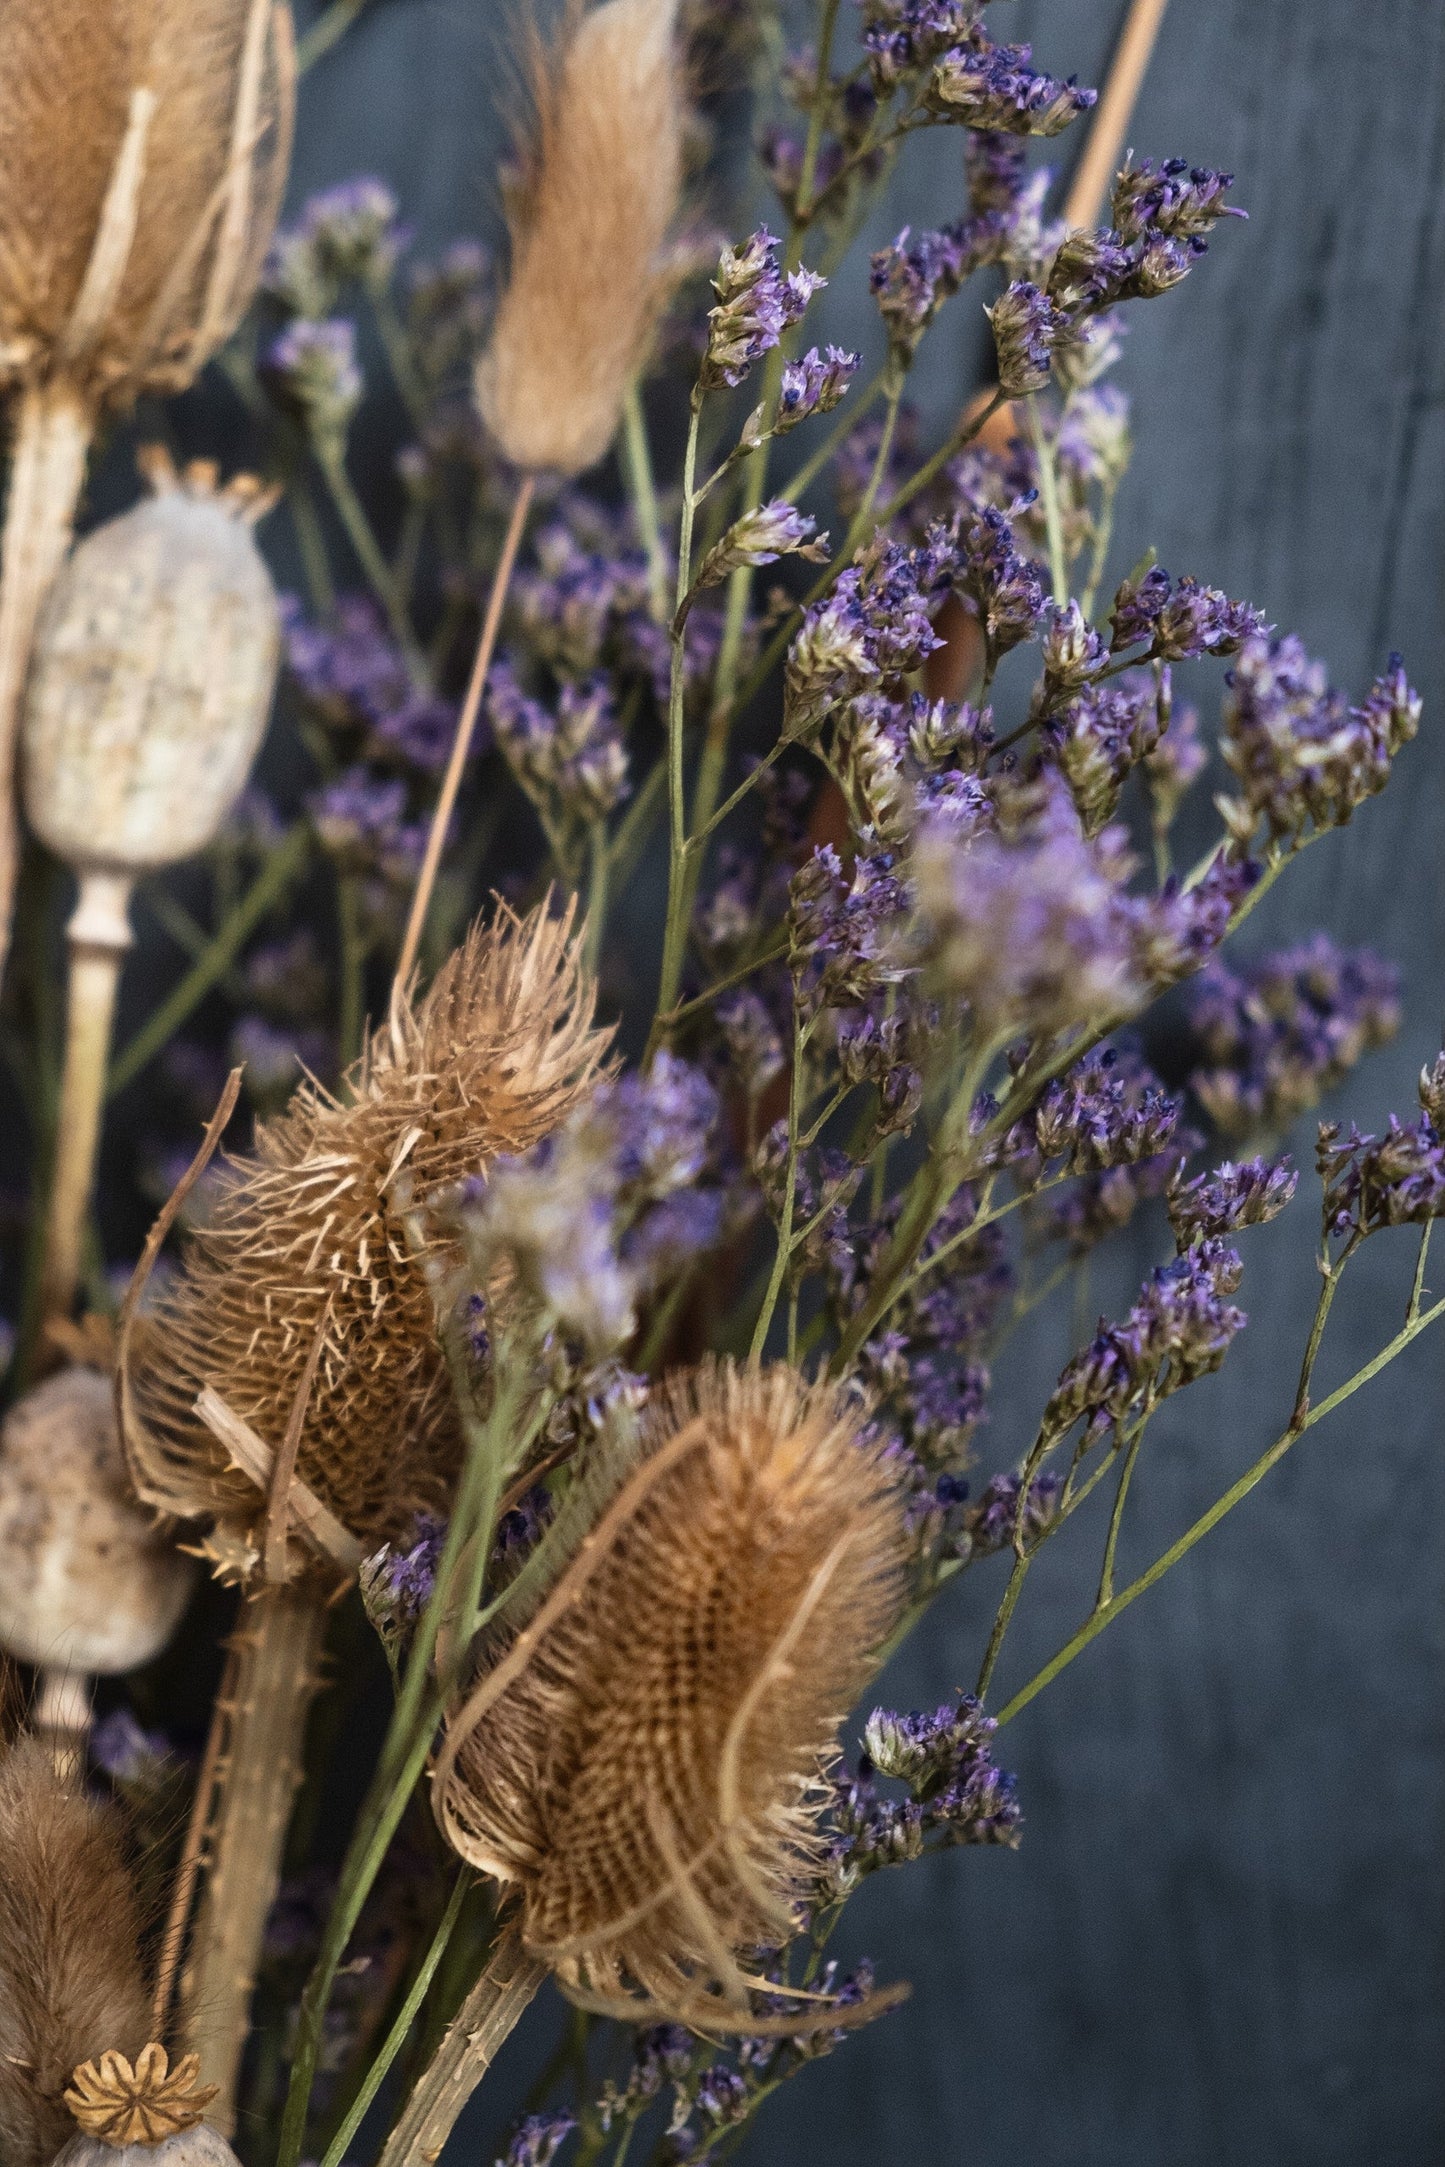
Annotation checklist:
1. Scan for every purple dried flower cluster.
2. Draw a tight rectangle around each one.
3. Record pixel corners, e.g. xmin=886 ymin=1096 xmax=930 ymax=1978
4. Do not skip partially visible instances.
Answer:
xmin=1221 ymin=637 xmax=1421 ymax=843
xmin=700 ymin=228 xmax=825 ymax=392
xmin=497 ymin=2114 xmax=577 ymax=2167
xmin=784 ymin=530 xmax=951 ymax=740
xmin=1318 ymin=1116 xmax=1445 ymax=1239
xmin=267 ymin=176 xmax=410 ymax=314
xmin=489 ymin=662 xmax=630 ymax=827
xmin=1185 ymin=938 xmax=1401 ymax=1136
xmin=1042 ymin=1238 xmax=1247 ymax=1439
xmin=818 ymin=1696 xmax=1020 ymax=1901
xmin=1168 ymin=1155 xmax=1298 ymax=1248
xmin=284 ymin=595 xmax=462 ymax=773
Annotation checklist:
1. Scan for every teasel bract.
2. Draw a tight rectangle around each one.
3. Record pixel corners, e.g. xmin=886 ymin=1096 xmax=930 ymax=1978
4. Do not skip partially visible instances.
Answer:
xmin=0 ymin=0 xmax=296 ymax=975
xmin=23 ymin=448 xmax=282 ymax=1335
xmin=118 ymin=900 xmax=611 ymax=2125
xmin=395 ymin=0 xmax=688 ymax=988
xmin=386 ymin=1363 xmax=908 ymax=2167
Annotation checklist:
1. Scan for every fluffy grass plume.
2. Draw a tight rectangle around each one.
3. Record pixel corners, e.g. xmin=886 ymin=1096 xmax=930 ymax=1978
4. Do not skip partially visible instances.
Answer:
xmin=433 ymin=1360 xmax=908 ymax=2027
xmin=475 ymin=0 xmax=686 ymax=475
xmin=122 ymin=901 xmax=611 ymax=1572
xmin=0 ymin=0 xmax=294 ymax=403
xmin=0 ymin=1738 xmax=151 ymax=2167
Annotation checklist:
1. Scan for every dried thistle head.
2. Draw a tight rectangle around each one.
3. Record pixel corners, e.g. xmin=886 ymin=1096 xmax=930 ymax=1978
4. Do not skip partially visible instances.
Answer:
xmin=475 ymin=0 xmax=687 ymax=475
xmin=0 ymin=1739 xmax=150 ymax=2167
xmin=65 ymin=2045 xmax=217 ymax=2147
xmin=433 ymin=1361 xmax=908 ymax=2028
xmin=121 ymin=901 xmax=611 ymax=1576
xmin=0 ymin=0 xmax=295 ymax=408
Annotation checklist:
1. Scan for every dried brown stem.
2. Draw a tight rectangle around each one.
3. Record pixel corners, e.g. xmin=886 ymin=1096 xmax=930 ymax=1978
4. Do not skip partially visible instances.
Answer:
xmin=374 ymin=1928 xmax=546 ymax=2167
xmin=393 ymin=471 xmax=535 ymax=996
xmin=181 ymin=1581 xmax=328 ymax=2132
xmin=152 ymin=1644 xmax=238 ymax=2036
xmin=1063 ymin=0 xmax=1172 ymax=229
xmin=0 ymin=380 xmax=92 ymax=979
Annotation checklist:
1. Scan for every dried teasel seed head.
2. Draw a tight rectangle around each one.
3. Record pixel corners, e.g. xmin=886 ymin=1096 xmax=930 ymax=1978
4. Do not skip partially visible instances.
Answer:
xmin=433 ymin=1360 xmax=909 ymax=2029
xmin=64 ymin=2045 xmax=219 ymax=2148
xmin=121 ymin=901 xmax=612 ymax=1573
xmin=475 ymin=0 xmax=687 ymax=475
xmin=22 ymin=450 xmax=281 ymax=878
xmin=0 ymin=0 xmax=295 ymax=409
xmin=0 ymin=1738 xmax=151 ymax=2167
xmin=0 ymin=1368 xmax=195 ymax=1678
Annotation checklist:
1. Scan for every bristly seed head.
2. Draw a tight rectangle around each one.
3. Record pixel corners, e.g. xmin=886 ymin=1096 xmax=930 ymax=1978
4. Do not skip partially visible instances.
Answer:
xmin=433 ymin=1359 xmax=908 ymax=2031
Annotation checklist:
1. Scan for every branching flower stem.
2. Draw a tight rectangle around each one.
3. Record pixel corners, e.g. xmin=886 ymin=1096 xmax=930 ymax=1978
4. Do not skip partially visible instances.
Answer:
xmin=1027 ymin=394 xmax=1070 ymax=607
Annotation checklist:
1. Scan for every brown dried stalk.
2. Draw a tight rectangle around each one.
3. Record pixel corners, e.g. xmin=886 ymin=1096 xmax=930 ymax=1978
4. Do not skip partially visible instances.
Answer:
xmin=374 ymin=1928 xmax=547 ymax=2167
xmin=0 ymin=1739 xmax=151 ymax=2167
xmin=0 ymin=0 xmax=295 ymax=972
xmin=433 ymin=1361 xmax=909 ymax=2030
xmin=475 ymin=0 xmax=686 ymax=477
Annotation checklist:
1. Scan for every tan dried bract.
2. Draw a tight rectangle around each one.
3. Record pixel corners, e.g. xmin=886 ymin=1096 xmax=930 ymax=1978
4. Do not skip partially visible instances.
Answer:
xmin=65 ymin=2045 xmax=217 ymax=2147
xmin=121 ymin=901 xmax=611 ymax=1571
xmin=433 ymin=1361 xmax=909 ymax=2028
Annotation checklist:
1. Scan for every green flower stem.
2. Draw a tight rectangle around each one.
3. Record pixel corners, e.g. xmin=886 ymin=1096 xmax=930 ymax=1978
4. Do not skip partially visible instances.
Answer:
xmin=1080 ymin=470 xmax=1121 ymax=621
xmin=622 ymin=384 xmax=671 ymax=625
xmin=1095 ymin=1399 xmax=1155 ymax=1607
xmin=108 ymin=829 xmax=309 ymax=1098
xmin=374 ymin=293 xmax=431 ymax=429
xmin=336 ymin=871 xmax=368 ymax=1067
xmin=318 ymin=1873 xmax=470 ymax=2167
xmin=750 ymin=1011 xmax=809 ymax=1362
xmin=995 ymin=1272 xmax=1445 ymax=1728
xmin=655 ymin=931 xmax=789 ymax=1032
xmin=779 ymin=366 xmax=887 ymax=503
xmin=651 ymin=401 xmax=704 ymax=1043
xmin=584 ymin=820 xmax=608 ymax=977
xmin=605 ymin=759 xmax=666 ymax=893
xmin=316 ymin=444 xmax=424 ymax=677
xmin=297 ymin=0 xmax=374 ymax=72
xmin=795 ymin=0 xmax=844 ymax=219
xmin=1027 ymin=394 xmax=1069 ymax=607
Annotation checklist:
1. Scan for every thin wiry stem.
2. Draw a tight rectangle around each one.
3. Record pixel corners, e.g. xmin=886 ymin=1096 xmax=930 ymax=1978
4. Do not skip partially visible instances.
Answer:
xmin=651 ymin=401 xmax=704 ymax=1043
xmin=1027 ymin=394 xmax=1070 ymax=607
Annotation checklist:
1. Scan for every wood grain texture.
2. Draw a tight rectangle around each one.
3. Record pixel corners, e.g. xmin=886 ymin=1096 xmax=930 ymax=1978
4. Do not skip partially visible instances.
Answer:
xmin=209 ymin=1 xmax=1445 ymax=2158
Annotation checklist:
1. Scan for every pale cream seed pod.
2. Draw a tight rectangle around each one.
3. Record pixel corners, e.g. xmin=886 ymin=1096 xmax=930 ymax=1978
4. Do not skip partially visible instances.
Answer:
xmin=23 ymin=448 xmax=282 ymax=1331
xmin=0 ymin=1368 xmax=196 ymax=1759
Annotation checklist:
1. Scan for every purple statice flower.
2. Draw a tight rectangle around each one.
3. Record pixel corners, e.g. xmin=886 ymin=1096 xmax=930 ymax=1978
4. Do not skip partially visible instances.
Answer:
xmin=459 ymin=1057 xmax=726 ymax=1353
xmin=776 ymin=345 xmax=860 ymax=432
xmin=1144 ymin=700 xmax=1207 ymax=827
xmin=265 ymin=318 xmax=362 ymax=443
xmin=1168 ymin=1155 xmax=1298 ymax=1247
xmin=928 ymin=36 xmax=1097 ymax=137
xmin=1045 ymin=672 xmax=1164 ymax=836
xmin=244 ymin=930 xmax=328 ymax=1023
xmin=1318 ymin=1116 xmax=1445 ymax=1239
xmin=783 ymin=532 xmax=949 ymax=740
xmin=284 ymin=594 xmax=466 ymax=776
xmin=964 ymin=1470 xmax=1064 ymax=1557
xmin=693 ymin=500 xmax=824 ymax=592
xmin=1045 ymin=228 xmax=1138 ymax=314
xmin=1111 ymin=157 xmax=1246 ymax=247
xmin=700 ymin=229 xmax=824 ymax=392
xmin=824 ymin=1695 xmax=1021 ymax=1892
xmin=788 ymin=842 xmax=912 ymax=1018
xmin=716 ymin=988 xmax=787 ymax=1100
xmin=953 ymin=503 xmax=1047 ymax=661
xmin=837 ymin=1008 xmax=925 ymax=1138
xmin=1108 ymin=565 xmax=1262 ymax=659
xmin=1001 ymin=1044 xmax=1184 ymax=1188
xmin=513 ymin=515 xmax=652 ymax=679
xmin=360 ymin=1511 xmax=447 ymax=1654
xmin=489 ymin=662 xmax=629 ymax=826
xmin=1136 ymin=851 xmax=1259 ymax=988
xmin=90 ymin=1709 xmax=171 ymax=1784
xmin=694 ymin=2067 xmax=749 ymax=2129
xmin=1419 ymin=1054 xmax=1445 ymax=1129
xmin=965 ymin=126 xmax=1030 ymax=217
xmin=1043 ymin=1236 xmax=1246 ymax=1435
xmin=871 ymin=224 xmax=981 ymax=358
xmin=1039 ymin=599 xmax=1109 ymax=692
xmin=858 ymin=0 xmax=977 ymax=90
xmin=406 ymin=239 xmax=492 ymax=381
xmin=1221 ymin=636 xmax=1421 ymax=843
xmin=497 ymin=2113 xmax=577 ymax=2167
xmin=267 ymin=177 xmax=409 ymax=314
xmin=986 ymin=278 xmax=1067 ymax=394
xmin=307 ymin=770 xmax=414 ymax=869
xmin=1185 ymin=937 xmax=1401 ymax=1136
xmin=912 ymin=780 xmax=1142 ymax=1040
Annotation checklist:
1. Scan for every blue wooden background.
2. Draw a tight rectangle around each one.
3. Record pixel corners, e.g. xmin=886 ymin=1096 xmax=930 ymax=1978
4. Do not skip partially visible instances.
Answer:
xmin=269 ymin=2 xmax=1445 ymax=2159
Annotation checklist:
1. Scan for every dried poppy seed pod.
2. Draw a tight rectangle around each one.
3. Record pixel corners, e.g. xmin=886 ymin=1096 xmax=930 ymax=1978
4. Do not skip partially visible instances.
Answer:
xmin=58 ymin=2045 xmax=235 ymax=2167
xmin=434 ymin=1361 xmax=908 ymax=2026
xmin=24 ymin=448 xmax=281 ymax=1330
xmin=0 ymin=1369 xmax=196 ymax=1757
xmin=0 ymin=0 xmax=296 ymax=977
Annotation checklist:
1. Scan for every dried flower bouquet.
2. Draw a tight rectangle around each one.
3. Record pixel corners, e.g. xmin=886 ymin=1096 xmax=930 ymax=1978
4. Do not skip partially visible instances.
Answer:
xmin=0 ymin=1 xmax=1437 ymax=2165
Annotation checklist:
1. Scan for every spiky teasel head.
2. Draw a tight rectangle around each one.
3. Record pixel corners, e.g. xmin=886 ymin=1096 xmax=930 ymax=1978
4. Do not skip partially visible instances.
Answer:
xmin=475 ymin=0 xmax=687 ymax=475
xmin=121 ymin=901 xmax=611 ymax=1579
xmin=433 ymin=1360 xmax=909 ymax=2029
xmin=0 ymin=0 xmax=294 ymax=409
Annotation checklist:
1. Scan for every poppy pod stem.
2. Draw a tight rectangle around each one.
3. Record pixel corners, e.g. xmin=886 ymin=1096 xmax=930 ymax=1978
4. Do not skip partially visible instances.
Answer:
xmin=39 ymin=871 xmax=135 ymax=1329
xmin=393 ymin=470 xmax=535 ymax=996
xmin=373 ymin=1928 xmax=547 ymax=2167
xmin=0 ymin=382 xmax=91 ymax=979
xmin=182 ymin=1581 xmax=329 ymax=2133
